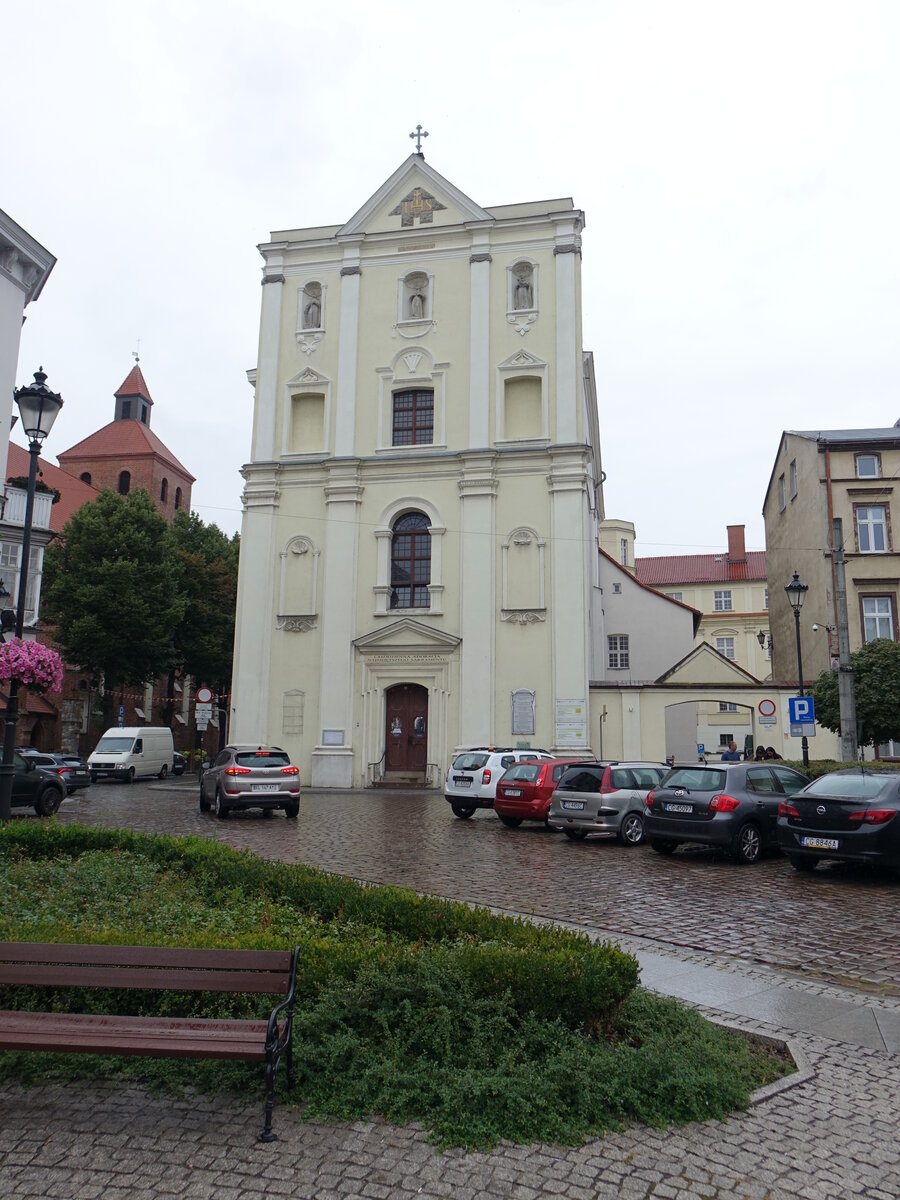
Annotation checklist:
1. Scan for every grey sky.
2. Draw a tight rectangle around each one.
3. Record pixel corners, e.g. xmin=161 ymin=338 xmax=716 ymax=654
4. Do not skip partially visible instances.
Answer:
xmin=4 ymin=0 xmax=898 ymax=552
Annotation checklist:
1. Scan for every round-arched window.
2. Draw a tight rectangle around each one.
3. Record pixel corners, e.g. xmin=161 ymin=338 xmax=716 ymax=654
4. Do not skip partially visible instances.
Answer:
xmin=118 ymin=470 xmax=130 ymax=496
xmin=390 ymin=512 xmax=431 ymax=609
xmin=160 ymin=478 xmax=168 ymax=503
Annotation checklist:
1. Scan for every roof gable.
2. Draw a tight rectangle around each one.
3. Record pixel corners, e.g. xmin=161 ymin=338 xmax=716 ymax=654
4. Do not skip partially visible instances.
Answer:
xmin=656 ymin=642 xmax=761 ymax=686
xmin=354 ymin=616 xmax=461 ymax=653
xmin=338 ymin=155 xmax=491 ymax=238
xmin=57 ymin=420 xmax=194 ymax=481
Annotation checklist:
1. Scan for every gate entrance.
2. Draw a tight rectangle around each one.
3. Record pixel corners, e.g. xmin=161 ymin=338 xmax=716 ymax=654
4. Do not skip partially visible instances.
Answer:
xmin=384 ymin=683 xmax=428 ymax=776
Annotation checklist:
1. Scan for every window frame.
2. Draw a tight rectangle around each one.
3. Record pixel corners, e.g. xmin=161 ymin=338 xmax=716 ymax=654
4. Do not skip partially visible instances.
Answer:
xmin=778 ymin=474 xmax=786 ymax=512
xmin=855 ymin=452 xmax=881 ymax=480
xmin=390 ymin=511 xmax=432 ymax=610
xmin=391 ymin=388 xmax=434 ymax=448
xmin=716 ymin=636 xmax=736 ymax=660
xmin=607 ymin=634 xmax=630 ymax=670
xmin=855 ymin=503 xmax=889 ymax=553
xmin=859 ymin=593 xmax=897 ymax=643
xmin=714 ymin=590 xmax=733 ymax=612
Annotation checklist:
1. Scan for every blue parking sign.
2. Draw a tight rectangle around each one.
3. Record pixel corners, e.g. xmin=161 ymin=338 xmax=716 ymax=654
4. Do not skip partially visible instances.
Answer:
xmin=788 ymin=696 xmax=815 ymax=724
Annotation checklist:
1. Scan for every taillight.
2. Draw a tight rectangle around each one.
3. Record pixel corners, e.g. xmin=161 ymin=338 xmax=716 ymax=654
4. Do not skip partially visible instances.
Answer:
xmin=225 ymin=766 xmax=252 ymax=776
xmin=778 ymin=801 xmax=800 ymax=818
xmin=645 ymin=790 xmax=655 ymax=808
xmin=848 ymin=809 xmax=896 ymax=825
xmin=482 ymin=769 xmax=492 ymax=784
xmin=280 ymin=765 xmax=299 ymax=776
xmin=598 ymin=768 xmax=615 ymax=795
xmin=57 ymin=767 xmax=73 ymax=776
xmin=709 ymin=794 xmax=740 ymax=812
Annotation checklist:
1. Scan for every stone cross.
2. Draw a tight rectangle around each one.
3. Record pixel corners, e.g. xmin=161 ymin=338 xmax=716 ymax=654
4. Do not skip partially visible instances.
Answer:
xmin=409 ymin=125 xmax=429 ymax=154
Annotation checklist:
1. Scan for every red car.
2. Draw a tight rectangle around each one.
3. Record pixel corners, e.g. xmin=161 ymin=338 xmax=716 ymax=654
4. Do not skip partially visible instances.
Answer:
xmin=494 ymin=758 xmax=586 ymax=827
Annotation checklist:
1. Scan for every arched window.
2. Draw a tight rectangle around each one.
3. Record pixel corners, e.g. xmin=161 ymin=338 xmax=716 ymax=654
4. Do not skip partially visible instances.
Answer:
xmin=160 ymin=478 xmax=168 ymax=503
xmin=118 ymin=471 xmax=130 ymax=496
xmin=80 ymin=472 xmax=91 ymax=485
xmin=390 ymin=512 xmax=431 ymax=609
xmin=174 ymin=487 xmax=182 ymax=510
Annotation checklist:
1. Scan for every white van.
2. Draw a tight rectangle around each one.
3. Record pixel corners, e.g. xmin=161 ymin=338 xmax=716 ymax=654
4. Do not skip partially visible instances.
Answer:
xmin=88 ymin=727 xmax=175 ymax=783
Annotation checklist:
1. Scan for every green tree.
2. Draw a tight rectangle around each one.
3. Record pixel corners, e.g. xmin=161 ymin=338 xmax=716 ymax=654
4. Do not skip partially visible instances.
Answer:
xmin=41 ymin=489 xmax=184 ymax=720
xmin=811 ymin=638 xmax=900 ymax=748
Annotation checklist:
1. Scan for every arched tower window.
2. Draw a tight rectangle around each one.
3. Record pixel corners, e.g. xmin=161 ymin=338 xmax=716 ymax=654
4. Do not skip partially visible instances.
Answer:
xmin=80 ymin=472 xmax=91 ymax=485
xmin=118 ymin=471 xmax=130 ymax=496
xmin=390 ymin=512 xmax=431 ymax=609
xmin=174 ymin=487 xmax=182 ymax=510
xmin=160 ymin=478 xmax=168 ymax=503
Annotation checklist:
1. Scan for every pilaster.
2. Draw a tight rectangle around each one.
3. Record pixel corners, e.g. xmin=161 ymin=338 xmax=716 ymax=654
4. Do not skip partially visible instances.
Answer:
xmin=553 ymin=222 xmax=582 ymax=444
xmin=468 ymin=235 xmax=492 ymax=447
xmin=253 ymin=251 xmax=286 ymax=461
xmin=458 ymin=452 xmax=498 ymax=743
xmin=335 ymin=242 xmax=363 ymax=456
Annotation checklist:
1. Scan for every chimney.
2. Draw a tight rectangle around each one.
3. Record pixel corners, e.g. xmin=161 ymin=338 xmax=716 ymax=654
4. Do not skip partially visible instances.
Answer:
xmin=726 ymin=525 xmax=747 ymax=564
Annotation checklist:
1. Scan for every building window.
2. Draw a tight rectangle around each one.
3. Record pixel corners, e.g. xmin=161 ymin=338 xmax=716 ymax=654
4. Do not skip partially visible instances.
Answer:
xmin=714 ymin=590 xmax=733 ymax=611
xmin=764 ymin=588 xmax=769 ymax=610
xmin=118 ymin=471 xmax=130 ymax=495
xmin=789 ymin=459 xmax=797 ymax=499
xmin=0 ymin=542 xmax=41 ymax=624
xmin=392 ymin=389 xmax=434 ymax=447
xmin=862 ymin=596 xmax=894 ymax=642
xmin=716 ymin=636 xmax=735 ymax=660
xmin=666 ymin=591 xmax=683 ymax=602
xmin=174 ymin=487 xmax=182 ymax=510
xmin=140 ymin=404 xmax=148 ymax=425
xmin=160 ymin=478 xmax=168 ymax=503
xmin=778 ymin=474 xmax=786 ymax=512
xmin=718 ymin=733 xmax=734 ymax=747
xmin=121 ymin=399 xmax=133 ymax=420
xmin=620 ymin=538 xmax=628 ymax=566
xmin=719 ymin=702 xmax=738 ymax=712
xmin=856 ymin=453 xmax=881 ymax=479
xmin=607 ymin=634 xmax=630 ymax=669
xmin=856 ymin=505 xmax=887 ymax=553
xmin=612 ymin=582 xmax=622 ymax=594
xmin=80 ymin=472 xmax=91 ymax=485
xmin=390 ymin=512 xmax=431 ymax=608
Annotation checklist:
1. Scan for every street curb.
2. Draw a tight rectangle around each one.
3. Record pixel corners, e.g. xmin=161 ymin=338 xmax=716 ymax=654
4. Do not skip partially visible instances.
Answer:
xmin=709 ymin=1022 xmax=815 ymax=1105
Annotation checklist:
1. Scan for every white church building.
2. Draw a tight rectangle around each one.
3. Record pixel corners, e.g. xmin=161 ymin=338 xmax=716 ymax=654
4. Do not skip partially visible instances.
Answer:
xmin=230 ymin=149 xmax=616 ymax=787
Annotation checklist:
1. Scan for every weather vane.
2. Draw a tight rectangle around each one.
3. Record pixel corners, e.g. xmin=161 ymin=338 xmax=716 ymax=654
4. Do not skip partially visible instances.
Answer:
xmin=132 ymin=338 xmax=141 ymax=365
xmin=409 ymin=125 xmax=428 ymax=155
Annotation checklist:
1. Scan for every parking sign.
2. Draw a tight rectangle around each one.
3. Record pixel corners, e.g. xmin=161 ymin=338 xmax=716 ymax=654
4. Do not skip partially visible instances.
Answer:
xmin=788 ymin=697 xmax=815 ymax=725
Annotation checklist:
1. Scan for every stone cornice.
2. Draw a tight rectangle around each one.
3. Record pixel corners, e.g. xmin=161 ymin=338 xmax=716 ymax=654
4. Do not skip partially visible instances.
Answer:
xmin=0 ymin=209 xmax=56 ymax=303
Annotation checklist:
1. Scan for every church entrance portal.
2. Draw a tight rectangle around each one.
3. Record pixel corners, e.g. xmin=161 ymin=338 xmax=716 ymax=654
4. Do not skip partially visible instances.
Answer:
xmin=384 ymin=683 xmax=428 ymax=775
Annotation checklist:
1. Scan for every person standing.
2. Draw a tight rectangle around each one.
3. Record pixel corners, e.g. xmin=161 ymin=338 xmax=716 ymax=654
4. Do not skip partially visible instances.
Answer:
xmin=720 ymin=741 xmax=741 ymax=761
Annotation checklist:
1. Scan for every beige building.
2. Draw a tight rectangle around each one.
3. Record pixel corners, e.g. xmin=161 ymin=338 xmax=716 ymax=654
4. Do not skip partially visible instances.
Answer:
xmin=232 ymin=153 xmax=604 ymax=786
xmin=764 ymin=426 xmax=900 ymax=698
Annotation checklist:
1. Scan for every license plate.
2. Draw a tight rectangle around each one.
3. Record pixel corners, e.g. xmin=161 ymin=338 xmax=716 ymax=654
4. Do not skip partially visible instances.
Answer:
xmin=252 ymin=783 xmax=279 ymax=793
xmin=453 ymin=777 xmax=472 ymax=788
xmin=561 ymin=800 xmax=585 ymax=811
xmin=504 ymin=789 xmax=522 ymax=797
xmin=801 ymin=836 xmax=839 ymax=850
xmin=664 ymin=803 xmax=693 ymax=814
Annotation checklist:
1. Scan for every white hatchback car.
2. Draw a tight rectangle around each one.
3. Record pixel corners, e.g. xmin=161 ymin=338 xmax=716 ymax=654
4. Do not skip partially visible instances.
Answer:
xmin=444 ymin=746 xmax=555 ymax=819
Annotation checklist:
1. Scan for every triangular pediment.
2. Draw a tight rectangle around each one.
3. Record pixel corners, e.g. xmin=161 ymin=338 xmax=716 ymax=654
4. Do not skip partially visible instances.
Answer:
xmin=656 ymin=642 xmax=761 ymax=686
xmin=286 ymin=366 xmax=329 ymax=387
xmin=339 ymin=155 xmax=491 ymax=238
xmin=354 ymin=617 xmax=462 ymax=653
xmin=498 ymin=348 xmax=547 ymax=369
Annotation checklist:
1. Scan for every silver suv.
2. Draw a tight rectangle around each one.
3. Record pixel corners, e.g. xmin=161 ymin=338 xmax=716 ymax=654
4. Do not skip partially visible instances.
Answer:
xmin=444 ymin=746 xmax=555 ymax=819
xmin=547 ymin=760 xmax=667 ymax=845
xmin=199 ymin=745 xmax=300 ymax=819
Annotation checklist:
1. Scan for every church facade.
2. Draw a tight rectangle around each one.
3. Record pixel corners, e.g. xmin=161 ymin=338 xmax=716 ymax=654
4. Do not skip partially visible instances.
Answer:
xmin=231 ymin=154 xmax=603 ymax=787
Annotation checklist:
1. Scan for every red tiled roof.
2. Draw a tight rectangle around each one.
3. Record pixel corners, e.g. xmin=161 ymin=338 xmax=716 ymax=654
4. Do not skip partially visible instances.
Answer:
xmin=634 ymin=550 xmax=768 ymax=587
xmin=7 ymin=442 xmax=101 ymax=533
xmin=56 ymin=420 xmax=194 ymax=481
xmin=114 ymin=365 xmax=153 ymax=401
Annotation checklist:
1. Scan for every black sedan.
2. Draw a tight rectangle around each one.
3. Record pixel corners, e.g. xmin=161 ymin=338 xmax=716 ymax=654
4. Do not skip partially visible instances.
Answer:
xmin=644 ymin=761 xmax=810 ymax=864
xmin=777 ymin=768 xmax=900 ymax=872
xmin=46 ymin=752 xmax=92 ymax=794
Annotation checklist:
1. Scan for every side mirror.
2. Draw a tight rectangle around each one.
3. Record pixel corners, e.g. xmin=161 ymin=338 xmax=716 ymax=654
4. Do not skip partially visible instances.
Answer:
xmin=199 ymin=761 xmax=212 ymax=773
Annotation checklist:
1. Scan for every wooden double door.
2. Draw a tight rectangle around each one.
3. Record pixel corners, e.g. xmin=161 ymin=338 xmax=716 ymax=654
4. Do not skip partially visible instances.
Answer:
xmin=384 ymin=683 xmax=428 ymax=773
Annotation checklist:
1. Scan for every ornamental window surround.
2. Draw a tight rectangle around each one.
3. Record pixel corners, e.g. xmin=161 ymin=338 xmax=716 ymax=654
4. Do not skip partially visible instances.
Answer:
xmin=373 ymin=497 xmax=445 ymax=617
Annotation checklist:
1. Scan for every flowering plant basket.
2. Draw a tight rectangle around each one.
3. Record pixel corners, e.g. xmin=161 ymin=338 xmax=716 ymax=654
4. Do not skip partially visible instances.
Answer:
xmin=0 ymin=639 xmax=64 ymax=693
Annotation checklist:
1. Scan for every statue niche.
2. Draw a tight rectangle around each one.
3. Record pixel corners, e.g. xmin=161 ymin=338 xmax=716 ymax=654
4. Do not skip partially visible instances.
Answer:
xmin=301 ymin=282 xmax=322 ymax=329
xmin=404 ymin=272 xmax=429 ymax=321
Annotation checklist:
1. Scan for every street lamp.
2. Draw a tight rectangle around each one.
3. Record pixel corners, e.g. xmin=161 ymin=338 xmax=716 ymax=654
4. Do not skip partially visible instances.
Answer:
xmin=0 ymin=368 xmax=63 ymax=821
xmin=784 ymin=570 xmax=810 ymax=768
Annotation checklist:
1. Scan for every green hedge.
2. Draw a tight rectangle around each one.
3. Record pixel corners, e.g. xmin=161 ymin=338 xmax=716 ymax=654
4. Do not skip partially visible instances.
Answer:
xmin=783 ymin=757 xmax=900 ymax=780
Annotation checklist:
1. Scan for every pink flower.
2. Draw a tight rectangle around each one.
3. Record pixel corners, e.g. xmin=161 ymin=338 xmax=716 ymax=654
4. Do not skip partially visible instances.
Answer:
xmin=0 ymin=639 xmax=64 ymax=693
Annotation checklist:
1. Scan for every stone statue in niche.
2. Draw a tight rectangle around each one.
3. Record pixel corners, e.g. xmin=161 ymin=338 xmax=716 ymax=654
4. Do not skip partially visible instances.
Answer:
xmin=302 ymin=284 xmax=322 ymax=329
xmin=514 ymin=272 xmax=533 ymax=310
xmin=409 ymin=289 xmax=425 ymax=319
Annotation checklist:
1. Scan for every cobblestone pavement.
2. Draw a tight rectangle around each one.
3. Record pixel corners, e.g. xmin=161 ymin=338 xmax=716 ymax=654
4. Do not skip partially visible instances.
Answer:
xmin=0 ymin=783 xmax=897 ymax=1198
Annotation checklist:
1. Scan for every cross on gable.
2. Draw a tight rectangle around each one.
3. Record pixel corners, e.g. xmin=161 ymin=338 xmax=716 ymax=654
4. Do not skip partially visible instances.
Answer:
xmin=389 ymin=187 xmax=447 ymax=227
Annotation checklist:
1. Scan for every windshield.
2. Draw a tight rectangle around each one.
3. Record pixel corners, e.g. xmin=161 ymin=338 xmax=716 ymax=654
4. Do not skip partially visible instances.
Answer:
xmin=94 ymin=737 xmax=135 ymax=754
xmin=452 ymin=753 xmax=489 ymax=771
xmin=663 ymin=768 xmax=726 ymax=792
xmin=503 ymin=763 xmax=542 ymax=783
xmin=235 ymin=751 xmax=291 ymax=768
xmin=806 ymin=773 xmax=897 ymax=800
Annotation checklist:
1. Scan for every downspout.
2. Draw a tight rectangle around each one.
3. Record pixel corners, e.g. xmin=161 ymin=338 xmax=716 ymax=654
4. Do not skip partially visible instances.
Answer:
xmin=824 ymin=447 xmax=839 ymax=640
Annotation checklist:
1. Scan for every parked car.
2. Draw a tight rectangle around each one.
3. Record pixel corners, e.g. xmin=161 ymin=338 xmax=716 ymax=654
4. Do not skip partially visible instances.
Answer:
xmin=199 ymin=745 xmax=300 ymax=819
xmin=547 ymin=761 xmax=668 ymax=845
xmin=777 ymin=768 xmax=900 ymax=872
xmin=172 ymin=751 xmax=186 ymax=776
xmin=44 ymin=752 xmax=92 ymax=794
xmin=493 ymin=758 xmax=587 ymax=827
xmin=644 ymin=761 xmax=810 ymax=864
xmin=9 ymin=750 xmax=67 ymax=816
xmin=444 ymin=747 xmax=555 ymax=819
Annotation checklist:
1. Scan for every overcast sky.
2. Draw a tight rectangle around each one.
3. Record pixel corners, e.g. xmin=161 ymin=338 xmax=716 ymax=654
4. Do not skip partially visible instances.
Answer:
xmin=4 ymin=0 xmax=898 ymax=555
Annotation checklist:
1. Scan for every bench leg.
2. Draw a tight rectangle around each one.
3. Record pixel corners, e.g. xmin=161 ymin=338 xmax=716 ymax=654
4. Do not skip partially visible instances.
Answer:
xmin=258 ymin=1055 xmax=278 ymax=1143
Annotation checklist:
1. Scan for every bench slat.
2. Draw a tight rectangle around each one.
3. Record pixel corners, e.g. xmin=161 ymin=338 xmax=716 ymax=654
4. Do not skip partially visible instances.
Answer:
xmin=0 ymin=942 xmax=292 ymax=971
xmin=0 ymin=963 xmax=289 ymax=992
xmin=0 ymin=1011 xmax=272 ymax=1061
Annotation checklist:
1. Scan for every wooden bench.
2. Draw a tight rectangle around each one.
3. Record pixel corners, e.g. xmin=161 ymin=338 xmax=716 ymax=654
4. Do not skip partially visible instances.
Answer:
xmin=0 ymin=941 xmax=300 ymax=1142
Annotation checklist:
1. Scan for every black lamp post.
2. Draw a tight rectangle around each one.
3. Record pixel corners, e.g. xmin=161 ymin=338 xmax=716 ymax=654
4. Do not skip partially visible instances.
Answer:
xmin=784 ymin=570 xmax=810 ymax=768
xmin=0 ymin=368 xmax=63 ymax=821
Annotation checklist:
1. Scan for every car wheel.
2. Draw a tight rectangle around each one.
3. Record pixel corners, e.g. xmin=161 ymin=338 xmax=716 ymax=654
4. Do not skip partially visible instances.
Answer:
xmin=733 ymin=822 xmax=762 ymax=865
xmin=284 ymin=802 xmax=299 ymax=819
xmin=451 ymin=802 xmax=475 ymax=819
xmin=650 ymin=839 xmax=678 ymax=855
xmin=158 ymin=763 xmax=168 ymax=780
xmin=199 ymin=785 xmax=210 ymax=813
xmin=89 ymin=772 xmax=97 ymax=784
xmin=563 ymin=828 xmax=588 ymax=840
xmin=34 ymin=786 xmax=64 ymax=817
xmin=498 ymin=815 xmax=523 ymax=828
xmin=789 ymin=854 xmax=818 ymax=872
xmin=215 ymin=788 xmax=229 ymax=820
xmin=619 ymin=813 xmax=645 ymax=846
xmin=126 ymin=767 xmax=135 ymax=784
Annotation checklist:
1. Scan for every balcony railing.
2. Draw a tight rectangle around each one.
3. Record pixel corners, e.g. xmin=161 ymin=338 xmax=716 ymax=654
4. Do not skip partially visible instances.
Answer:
xmin=3 ymin=486 xmax=53 ymax=530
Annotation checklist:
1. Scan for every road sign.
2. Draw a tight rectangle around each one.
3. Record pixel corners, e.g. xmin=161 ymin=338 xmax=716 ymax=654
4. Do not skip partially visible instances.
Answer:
xmin=788 ymin=697 xmax=815 ymax=724
xmin=758 ymin=699 xmax=776 ymax=717
xmin=196 ymin=687 xmax=213 ymax=704
xmin=118 ymin=705 xmax=125 ymax=729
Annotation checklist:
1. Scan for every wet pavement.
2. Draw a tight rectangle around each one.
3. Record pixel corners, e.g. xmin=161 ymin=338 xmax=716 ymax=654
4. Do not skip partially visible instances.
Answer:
xmin=0 ymin=781 xmax=898 ymax=1198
